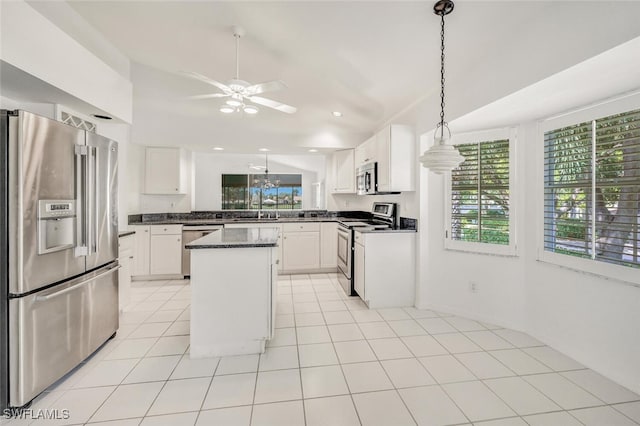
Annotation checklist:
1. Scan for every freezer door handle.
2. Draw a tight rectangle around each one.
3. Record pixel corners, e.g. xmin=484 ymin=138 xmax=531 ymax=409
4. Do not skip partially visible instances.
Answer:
xmin=86 ymin=146 xmax=95 ymax=256
xmin=35 ymin=265 xmax=121 ymax=302
xmin=93 ymin=147 xmax=100 ymax=255
xmin=74 ymin=146 xmax=88 ymax=256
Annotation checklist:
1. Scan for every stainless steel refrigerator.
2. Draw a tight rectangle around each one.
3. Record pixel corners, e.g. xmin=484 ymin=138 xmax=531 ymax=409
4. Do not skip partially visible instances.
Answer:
xmin=0 ymin=110 xmax=119 ymax=410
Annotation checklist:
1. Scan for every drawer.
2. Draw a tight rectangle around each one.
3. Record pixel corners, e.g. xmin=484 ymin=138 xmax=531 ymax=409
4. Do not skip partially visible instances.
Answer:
xmin=118 ymin=234 xmax=134 ymax=251
xmin=283 ymin=222 xmax=320 ymax=233
xmin=150 ymin=224 xmax=182 ymax=235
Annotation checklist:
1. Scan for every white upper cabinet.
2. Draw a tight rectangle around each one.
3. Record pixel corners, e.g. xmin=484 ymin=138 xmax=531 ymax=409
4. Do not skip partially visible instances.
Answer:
xmin=144 ymin=147 xmax=189 ymax=194
xmin=375 ymin=125 xmax=415 ymax=192
xmin=331 ymin=149 xmax=355 ymax=194
xmin=354 ymin=136 xmax=377 ymax=168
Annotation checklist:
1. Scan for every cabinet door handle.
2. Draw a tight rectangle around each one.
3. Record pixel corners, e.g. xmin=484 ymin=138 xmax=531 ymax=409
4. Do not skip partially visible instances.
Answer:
xmin=144 ymin=230 xmax=148 ymax=233
xmin=129 ymin=256 xmax=134 ymax=259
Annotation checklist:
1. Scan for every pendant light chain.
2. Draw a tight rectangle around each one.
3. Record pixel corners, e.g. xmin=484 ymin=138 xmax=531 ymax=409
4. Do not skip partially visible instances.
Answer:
xmin=419 ymin=0 xmax=464 ymax=174
xmin=439 ymin=12 xmax=446 ymax=135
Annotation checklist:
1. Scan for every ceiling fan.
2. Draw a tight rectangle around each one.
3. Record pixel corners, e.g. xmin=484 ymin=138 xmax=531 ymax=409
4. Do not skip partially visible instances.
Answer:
xmin=182 ymin=25 xmax=297 ymax=115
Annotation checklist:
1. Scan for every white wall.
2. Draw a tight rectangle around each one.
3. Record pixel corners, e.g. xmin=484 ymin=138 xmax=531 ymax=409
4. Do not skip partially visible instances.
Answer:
xmin=193 ymin=153 xmax=324 ymax=211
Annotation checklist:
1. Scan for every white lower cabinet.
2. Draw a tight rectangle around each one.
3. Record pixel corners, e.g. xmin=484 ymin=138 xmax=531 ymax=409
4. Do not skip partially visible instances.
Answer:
xmin=132 ymin=224 xmax=183 ymax=278
xmin=353 ymin=230 xmax=416 ymax=308
xmin=283 ymin=232 xmax=320 ymax=271
xmin=133 ymin=225 xmax=150 ymax=276
xmin=150 ymin=234 xmax=183 ymax=275
xmin=118 ymin=234 xmax=134 ymax=311
xmin=131 ymin=220 xmax=340 ymax=278
xmin=354 ymin=239 xmax=365 ymax=299
xmin=320 ymin=222 xmax=338 ymax=268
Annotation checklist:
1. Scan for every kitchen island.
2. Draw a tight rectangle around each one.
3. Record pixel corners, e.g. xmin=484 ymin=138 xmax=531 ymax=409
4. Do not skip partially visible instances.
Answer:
xmin=185 ymin=227 xmax=279 ymax=358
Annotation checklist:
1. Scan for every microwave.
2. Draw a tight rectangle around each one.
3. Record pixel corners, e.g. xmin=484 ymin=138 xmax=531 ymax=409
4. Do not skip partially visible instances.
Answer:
xmin=356 ymin=162 xmax=401 ymax=195
xmin=356 ymin=162 xmax=377 ymax=195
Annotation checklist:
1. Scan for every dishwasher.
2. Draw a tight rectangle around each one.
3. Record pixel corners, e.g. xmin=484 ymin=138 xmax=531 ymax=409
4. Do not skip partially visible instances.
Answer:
xmin=182 ymin=225 xmax=223 ymax=277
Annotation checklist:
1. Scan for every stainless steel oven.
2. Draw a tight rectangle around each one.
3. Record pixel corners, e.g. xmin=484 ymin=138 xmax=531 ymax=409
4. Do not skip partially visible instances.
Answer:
xmin=336 ymin=202 xmax=398 ymax=297
xmin=336 ymin=225 xmax=352 ymax=295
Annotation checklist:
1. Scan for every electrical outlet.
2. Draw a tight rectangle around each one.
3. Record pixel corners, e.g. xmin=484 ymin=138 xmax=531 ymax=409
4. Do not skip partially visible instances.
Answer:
xmin=469 ymin=281 xmax=478 ymax=293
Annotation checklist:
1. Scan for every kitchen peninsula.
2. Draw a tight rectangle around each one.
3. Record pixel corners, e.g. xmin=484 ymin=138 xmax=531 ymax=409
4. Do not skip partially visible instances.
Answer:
xmin=185 ymin=227 xmax=279 ymax=358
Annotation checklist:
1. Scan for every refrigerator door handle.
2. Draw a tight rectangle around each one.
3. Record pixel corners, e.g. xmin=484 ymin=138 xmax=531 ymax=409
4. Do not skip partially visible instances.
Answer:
xmin=35 ymin=265 xmax=121 ymax=302
xmin=92 ymin=147 xmax=99 ymax=255
xmin=86 ymin=146 xmax=95 ymax=257
xmin=74 ymin=145 xmax=88 ymax=257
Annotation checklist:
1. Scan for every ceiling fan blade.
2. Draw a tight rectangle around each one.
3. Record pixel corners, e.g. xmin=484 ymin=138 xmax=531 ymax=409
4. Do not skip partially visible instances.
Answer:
xmin=184 ymin=93 xmax=230 ymax=100
xmin=246 ymin=80 xmax=287 ymax=95
xmin=248 ymin=96 xmax=297 ymax=114
xmin=180 ymin=71 xmax=232 ymax=94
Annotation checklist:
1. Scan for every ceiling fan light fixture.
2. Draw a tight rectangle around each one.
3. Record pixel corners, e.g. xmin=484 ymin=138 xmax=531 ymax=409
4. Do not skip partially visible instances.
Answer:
xmin=332 ymin=111 xmax=343 ymax=117
xmin=243 ymin=105 xmax=259 ymax=114
xmin=220 ymin=105 xmax=235 ymax=114
xmin=226 ymin=99 xmax=242 ymax=107
xmin=420 ymin=0 xmax=464 ymax=174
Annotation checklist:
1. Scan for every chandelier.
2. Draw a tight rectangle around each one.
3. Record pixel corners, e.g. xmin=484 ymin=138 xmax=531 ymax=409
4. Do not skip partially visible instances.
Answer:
xmin=419 ymin=0 xmax=465 ymax=174
xmin=253 ymin=153 xmax=280 ymax=189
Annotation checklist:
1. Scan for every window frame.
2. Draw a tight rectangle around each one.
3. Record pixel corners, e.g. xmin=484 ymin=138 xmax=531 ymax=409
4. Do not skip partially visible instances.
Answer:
xmin=444 ymin=127 xmax=518 ymax=256
xmin=536 ymin=91 xmax=640 ymax=286
xmin=221 ymin=172 xmax=304 ymax=211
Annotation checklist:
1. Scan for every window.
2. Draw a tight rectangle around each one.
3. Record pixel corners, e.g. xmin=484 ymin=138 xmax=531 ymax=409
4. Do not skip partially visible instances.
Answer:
xmin=544 ymin=107 xmax=640 ymax=269
xmin=222 ymin=173 xmax=303 ymax=210
xmin=445 ymin=128 xmax=516 ymax=255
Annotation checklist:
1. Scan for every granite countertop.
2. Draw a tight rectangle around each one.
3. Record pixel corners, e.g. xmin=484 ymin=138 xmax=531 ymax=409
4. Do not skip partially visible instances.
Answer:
xmin=118 ymin=230 xmax=135 ymax=238
xmin=186 ymin=227 xmax=279 ymax=249
xmin=355 ymin=228 xmax=417 ymax=234
xmin=131 ymin=217 xmax=366 ymax=226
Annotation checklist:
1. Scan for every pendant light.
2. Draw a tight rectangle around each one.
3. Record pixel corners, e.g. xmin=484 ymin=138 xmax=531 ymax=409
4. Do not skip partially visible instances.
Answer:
xmin=419 ymin=0 xmax=465 ymax=174
xmin=253 ymin=153 xmax=280 ymax=190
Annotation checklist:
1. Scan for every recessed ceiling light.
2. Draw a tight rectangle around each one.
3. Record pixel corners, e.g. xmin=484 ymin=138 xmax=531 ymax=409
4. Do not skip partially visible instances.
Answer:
xmin=308 ymin=149 xmax=318 ymax=153
xmin=259 ymin=148 xmax=270 ymax=152
xmin=220 ymin=105 xmax=235 ymax=114
xmin=332 ymin=111 xmax=343 ymax=117
xmin=213 ymin=147 xmax=224 ymax=151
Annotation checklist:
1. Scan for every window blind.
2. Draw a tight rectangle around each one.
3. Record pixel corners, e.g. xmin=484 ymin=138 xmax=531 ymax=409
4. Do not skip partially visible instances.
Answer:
xmin=451 ymin=139 xmax=510 ymax=245
xmin=544 ymin=108 xmax=640 ymax=268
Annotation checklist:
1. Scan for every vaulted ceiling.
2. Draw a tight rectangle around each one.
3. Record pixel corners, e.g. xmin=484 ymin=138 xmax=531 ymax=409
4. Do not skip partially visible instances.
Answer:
xmin=49 ymin=1 xmax=640 ymax=153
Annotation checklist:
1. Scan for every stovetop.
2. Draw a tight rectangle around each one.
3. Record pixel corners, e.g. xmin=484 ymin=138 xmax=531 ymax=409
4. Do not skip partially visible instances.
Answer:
xmin=338 ymin=220 xmax=392 ymax=231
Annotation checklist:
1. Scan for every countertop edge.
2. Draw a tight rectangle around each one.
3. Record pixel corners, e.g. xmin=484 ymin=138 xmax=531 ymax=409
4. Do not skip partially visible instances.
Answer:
xmin=186 ymin=243 xmax=278 ymax=249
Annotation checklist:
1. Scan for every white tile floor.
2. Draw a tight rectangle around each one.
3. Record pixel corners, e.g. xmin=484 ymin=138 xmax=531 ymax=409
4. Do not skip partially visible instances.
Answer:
xmin=5 ymin=273 xmax=640 ymax=426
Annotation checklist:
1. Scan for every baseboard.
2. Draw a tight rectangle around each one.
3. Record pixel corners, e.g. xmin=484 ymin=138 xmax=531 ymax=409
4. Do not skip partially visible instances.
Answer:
xmin=132 ymin=274 xmax=184 ymax=281
xmin=420 ymin=302 xmax=525 ymax=332
xmin=280 ymin=268 xmax=338 ymax=275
